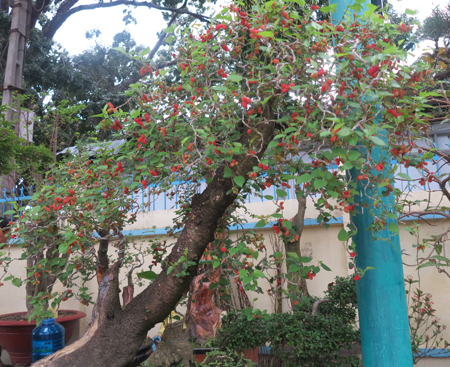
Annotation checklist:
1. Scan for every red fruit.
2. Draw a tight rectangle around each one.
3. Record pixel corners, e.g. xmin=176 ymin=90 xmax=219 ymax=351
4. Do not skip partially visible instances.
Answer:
xmin=354 ymin=275 xmax=361 ymax=281
xmin=220 ymin=247 xmax=226 ymax=252
xmin=350 ymin=252 xmax=356 ymax=258
xmin=336 ymin=25 xmax=344 ymax=32
xmin=221 ymin=44 xmax=230 ymax=52
xmin=247 ymin=129 xmax=251 ymax=134
xmin=190 ymin=77 xmax=195 ymax=83
xmin=272 ymin=59 xmax=280 ymax=64
xmin=177 ymin=85 xmax=183 ymax=91
xmin=306 ymin=132 xmax=312 ymax=138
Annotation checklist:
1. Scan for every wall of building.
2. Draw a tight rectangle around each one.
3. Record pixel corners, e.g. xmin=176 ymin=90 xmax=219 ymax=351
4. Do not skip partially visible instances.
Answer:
xmin=1 ymin=193 xmax=450 ymax=364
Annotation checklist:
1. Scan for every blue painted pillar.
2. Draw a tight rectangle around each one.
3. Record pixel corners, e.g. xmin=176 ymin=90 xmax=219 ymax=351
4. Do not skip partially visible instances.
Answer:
xmin=329 ymin=1 xmax=413 ymax=366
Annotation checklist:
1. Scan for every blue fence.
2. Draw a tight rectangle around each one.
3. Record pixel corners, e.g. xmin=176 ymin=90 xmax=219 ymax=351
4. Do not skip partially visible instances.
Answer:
xmin=2 ymin=157 xmax=449 ymax=217
xmin=0 ymin=187 xmax=32 ymax=220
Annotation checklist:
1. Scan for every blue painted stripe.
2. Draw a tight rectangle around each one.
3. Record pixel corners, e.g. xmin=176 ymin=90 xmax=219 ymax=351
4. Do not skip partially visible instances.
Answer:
xmin=401 ymin=212 xmax=450 ymax=221
xmin=258 ymin=346 xmax=449 ymax=357
xmin=122 ymin=216 xmax=343 ymax=237
xmin=416 ymin=348 xmax=450 ymax=358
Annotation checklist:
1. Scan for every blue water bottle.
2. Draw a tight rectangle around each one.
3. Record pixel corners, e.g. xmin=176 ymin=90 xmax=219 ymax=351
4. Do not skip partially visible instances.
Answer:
xmin=31 ymin=318 xmax=65 ymax=362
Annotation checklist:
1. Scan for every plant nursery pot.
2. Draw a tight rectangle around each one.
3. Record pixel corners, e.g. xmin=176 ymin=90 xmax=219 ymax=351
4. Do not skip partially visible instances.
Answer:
xmin=0 ymin=310 xmax=86 ymax=366
xmin=242 ymin=348 xmax=259 ymax=363
xmin=193 ymin=348 xmax=219 ymax=363
xmin=193 ymin=348 xmax=259 ymax=364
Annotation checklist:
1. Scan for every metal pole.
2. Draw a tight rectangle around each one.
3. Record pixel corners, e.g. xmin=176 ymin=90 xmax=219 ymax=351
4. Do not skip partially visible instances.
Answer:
xmin=330 ymin=1 xmax=413 ymax=366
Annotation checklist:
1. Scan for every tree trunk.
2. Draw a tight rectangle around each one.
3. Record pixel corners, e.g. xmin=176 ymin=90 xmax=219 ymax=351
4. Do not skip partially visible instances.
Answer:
xmin=285 ymin=194 xmax=309 ymax=305
xmin=33 ymin=101 xmax=276 ymax=367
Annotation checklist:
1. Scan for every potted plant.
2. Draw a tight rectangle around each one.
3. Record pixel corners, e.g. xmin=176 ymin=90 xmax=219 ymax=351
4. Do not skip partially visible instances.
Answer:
xmin=0 ymin=310 xmax=86 ymax=366
xmin=0 ymin=145 xmax=135 ymax=365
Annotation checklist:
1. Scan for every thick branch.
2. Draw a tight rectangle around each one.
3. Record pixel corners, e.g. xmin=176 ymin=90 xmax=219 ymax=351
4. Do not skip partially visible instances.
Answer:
xmin=312 ymin=298 xmax=329 ymax=316
xmin=285 ymin=193 xmax=309 ymax=301
xmin=42 ymin=0 xmax=209 ymax=39
xmin=36 ymin=100 xmax=277 ymax=367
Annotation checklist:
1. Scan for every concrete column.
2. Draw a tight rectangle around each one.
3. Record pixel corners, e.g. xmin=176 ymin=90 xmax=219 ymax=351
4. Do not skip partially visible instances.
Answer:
xmin=2 ymin=0 xmax=29 ymax=125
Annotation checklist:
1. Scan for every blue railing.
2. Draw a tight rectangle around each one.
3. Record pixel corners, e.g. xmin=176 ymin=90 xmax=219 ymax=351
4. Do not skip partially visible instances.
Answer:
xmin=1 ymin=158 xmax=448 ymax=217
xmin=0 ymin=187 xmax=32 ymax=220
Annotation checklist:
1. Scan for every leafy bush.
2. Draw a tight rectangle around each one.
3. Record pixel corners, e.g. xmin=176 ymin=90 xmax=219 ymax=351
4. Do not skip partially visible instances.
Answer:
xmin=192 ymin=350 xmax=256 ymax=367
xmin=215 ymin=276 xmax=361 ymax=367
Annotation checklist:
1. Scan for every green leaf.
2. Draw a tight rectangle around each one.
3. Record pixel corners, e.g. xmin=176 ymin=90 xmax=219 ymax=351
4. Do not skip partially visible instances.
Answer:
xmin=3 ymin=210 xmax=15 ymax=215
xmin=347 ymin=151 xmax=361 ymax=161
xmin=289 ymin=265 xmax=301 ymax=273
xmin=227 ymin=74 xmax=243 ymax=83
xmin=58 ymin=243 xmax=68 ymax=253
xmin=313 ymin=179 xmax=327 ymax=189
xmin=370 ymin=136 xmax=386 ymax=146
xmin=276 ymin=189 xmax=287 ymax=198
xmin=405 ymin=9 xmax=417 ymax=15
xmin=224 ymin=165 xmax=233 ymax=178
xmin=418 ymin=262 xmax=440 ymax=269
xmin=254 ymin=220 xmax=267 ymax=228
xmin=253 ymin=270 xmax=265 ymax=278
xmin=319 ymin=5 xmax=335 ymax=13
xmin=300 ymin=257 xmax=312 ymax=263
xmin=12 ymin=278 xmax=21 ymax=287
xmin=257 ymin=31 xmax=274 ymax=38
xmin=239 ymin=269 xmax=248 ymax=278
xmin=212 ymin=86 xmax=228 ymax=92
xmin=111 ymin=47 xmax=126 ymax=54
xmin=297 ymin=174 xmax=312 ymax=183
xmin=268 ymin=141 xmax=280 ymax=149
xmin=363 ymin=3 xmax=378 ymax=18
xmin=430 ymin=255 xmax=450 ymax=263
xmin=397 ymin=173 xmax=412 ymax=181
xmin=388 ymin=222 xmax=399 ymax=233
xmin=137 ymin=270 xmax=158 ymax=280
xmin=167 ymin=266 xmax=174 ymax=275
xmin=165 ymin=35 xmax=175 ymax=44
xmin=320 ymin=262 xmax=331 ymax=271
xmin=338 ymin=228 xmax=349 ymax=241
xmin=165 ymin=24 xmax=176 ymax=33
xmin=234 ymin=176 xmax=245 ymax=187
xmin=287 ymin=252 xmax=299 ymax=259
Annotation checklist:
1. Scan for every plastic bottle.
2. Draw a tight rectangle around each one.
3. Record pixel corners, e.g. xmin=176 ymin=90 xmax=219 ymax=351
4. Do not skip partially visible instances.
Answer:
xmin=31 ymin=318 xmax=65 ymax=362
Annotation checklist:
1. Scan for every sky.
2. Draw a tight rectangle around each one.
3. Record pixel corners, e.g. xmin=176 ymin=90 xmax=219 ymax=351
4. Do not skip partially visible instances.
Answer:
xmin=53 ymin=0 xmax=449 ymax=56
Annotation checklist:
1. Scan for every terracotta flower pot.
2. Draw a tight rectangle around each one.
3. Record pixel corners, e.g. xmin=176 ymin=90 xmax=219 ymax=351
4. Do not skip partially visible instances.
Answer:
xmin=0 ymin=310 xmax=86 ymax=366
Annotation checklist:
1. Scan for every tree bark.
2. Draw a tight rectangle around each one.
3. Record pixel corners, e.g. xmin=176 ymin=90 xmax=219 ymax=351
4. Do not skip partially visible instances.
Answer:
xmin=285 ymin=193 xmax=309 ymax=305
xmin=33 ymin=101 xmax=276 ymax=367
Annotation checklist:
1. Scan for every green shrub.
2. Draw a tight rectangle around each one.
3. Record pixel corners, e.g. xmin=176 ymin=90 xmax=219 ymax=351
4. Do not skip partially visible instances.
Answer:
xmin=215 ymin=276 xmax=361 ymax=367
xmin=192 ymin=350 xmax=256 ymax=367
